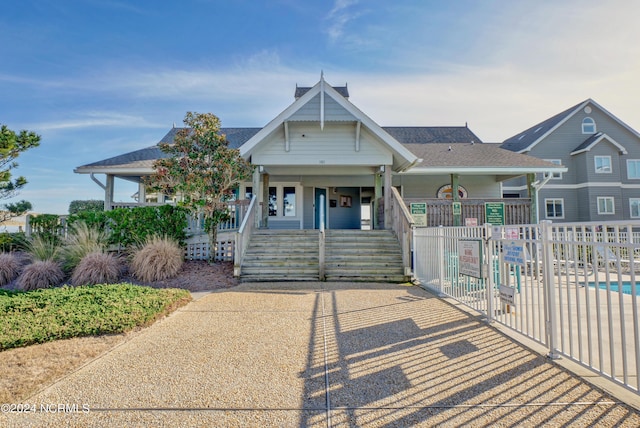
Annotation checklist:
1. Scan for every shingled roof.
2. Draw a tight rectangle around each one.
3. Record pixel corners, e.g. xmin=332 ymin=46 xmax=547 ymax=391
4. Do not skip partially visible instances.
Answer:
xmin=500 ymin=100 xmax=588 ymax=153
xmin=75 ymin=127 xmax=261 ymax=173
xmin=382 ymin=126 xmax=482 ymax=145
xmin=295 ymin=85 xmax=349 ymax=99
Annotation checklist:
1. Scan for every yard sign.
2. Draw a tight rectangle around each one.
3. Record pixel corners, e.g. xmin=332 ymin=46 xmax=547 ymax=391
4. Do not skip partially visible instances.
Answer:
xmin=410 ymin=202 xmax=427 ymax=227
xmin=458 ymin=239 xmax=482 ymax=278
xmin=485 ymin=202 xmax=505 ymax=225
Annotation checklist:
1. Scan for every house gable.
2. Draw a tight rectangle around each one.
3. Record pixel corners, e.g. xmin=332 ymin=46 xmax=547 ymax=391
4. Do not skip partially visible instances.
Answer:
xmin=240 ymin=76 xmax=418 ymax=172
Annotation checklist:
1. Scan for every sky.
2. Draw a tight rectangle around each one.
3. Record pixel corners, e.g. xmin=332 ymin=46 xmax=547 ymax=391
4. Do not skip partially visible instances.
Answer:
xmin=1 ymin=0 xmax=639 ymax=215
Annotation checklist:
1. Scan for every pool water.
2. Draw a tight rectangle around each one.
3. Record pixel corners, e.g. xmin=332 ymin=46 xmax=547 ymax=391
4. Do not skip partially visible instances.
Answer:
xmin=587 ymin=281 xmax=640 ymax=296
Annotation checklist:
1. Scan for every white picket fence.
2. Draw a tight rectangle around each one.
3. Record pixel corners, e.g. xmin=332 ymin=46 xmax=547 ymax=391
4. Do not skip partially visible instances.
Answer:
xmin=414 ymin=220 xmax=640 ymax=396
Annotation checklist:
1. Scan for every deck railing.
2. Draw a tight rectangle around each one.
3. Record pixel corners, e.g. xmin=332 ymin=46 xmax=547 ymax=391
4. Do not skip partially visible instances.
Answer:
xmin=403 ymin=198 xmax=531 ymax=227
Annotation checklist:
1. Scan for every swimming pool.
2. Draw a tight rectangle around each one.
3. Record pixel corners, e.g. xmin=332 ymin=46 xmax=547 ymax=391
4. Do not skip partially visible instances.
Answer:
xmin=587 ymin=281 xmax=640 ymax=296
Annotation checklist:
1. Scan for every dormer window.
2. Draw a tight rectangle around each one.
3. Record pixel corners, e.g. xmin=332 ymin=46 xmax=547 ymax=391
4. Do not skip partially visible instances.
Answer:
xmin=582 ymin=117 xmax=596 ymax=134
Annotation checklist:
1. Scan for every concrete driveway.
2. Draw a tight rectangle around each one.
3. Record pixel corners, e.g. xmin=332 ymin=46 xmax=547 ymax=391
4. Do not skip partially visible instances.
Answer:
xmin=2 ymin=282 xmax=639 ymax=427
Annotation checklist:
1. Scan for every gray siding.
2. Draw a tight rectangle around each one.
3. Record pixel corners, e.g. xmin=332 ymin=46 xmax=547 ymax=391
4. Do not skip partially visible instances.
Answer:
xmin=288 ymin=93 xmax=357 ymax=122
xmin=397 ymin=174 xmax=502 ymax=199
xmin=506 ymin=101 xmax=640 ymax=222
xmin=252 ymin=122 xmax=392 ymax=166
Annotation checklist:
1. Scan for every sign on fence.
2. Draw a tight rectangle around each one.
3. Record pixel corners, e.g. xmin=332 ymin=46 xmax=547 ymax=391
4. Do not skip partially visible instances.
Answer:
xmin=410 ymin=203 xmax=427 ymax=227
xmin=503 ymin=241 xmax=525 ymax=266
xmin=485 ymin=202 xmax=505 ymax=225
xmin=499 ymin=285 xmax=515 ymax=305
xmin=458 ymin=239 xmax=482 ymax=278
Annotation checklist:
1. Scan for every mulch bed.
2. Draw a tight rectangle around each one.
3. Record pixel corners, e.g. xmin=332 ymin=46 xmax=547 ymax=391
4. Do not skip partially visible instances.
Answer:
xmin=1 ymin=252 xmax=239 ymax=292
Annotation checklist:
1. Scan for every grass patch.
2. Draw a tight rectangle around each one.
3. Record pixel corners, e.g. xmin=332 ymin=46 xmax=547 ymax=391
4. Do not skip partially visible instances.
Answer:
xmin=0 ymin=284 xmax=191 ymax=351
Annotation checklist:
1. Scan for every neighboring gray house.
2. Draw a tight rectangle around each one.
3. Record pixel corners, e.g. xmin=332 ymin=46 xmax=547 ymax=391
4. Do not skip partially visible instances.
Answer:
xmin=500 ymin=99 xmax=640 ymax=223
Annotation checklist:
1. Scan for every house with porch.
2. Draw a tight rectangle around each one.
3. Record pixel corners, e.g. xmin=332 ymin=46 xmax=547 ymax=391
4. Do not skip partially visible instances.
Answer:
xmin=501 ymin=99 xmax=640 ymax=223
xmin=75 ymin=76 xmax=565 ymax=281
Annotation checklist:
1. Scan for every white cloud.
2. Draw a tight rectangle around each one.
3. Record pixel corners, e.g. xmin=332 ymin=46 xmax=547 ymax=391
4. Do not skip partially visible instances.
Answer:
xmin=325 ymin=0 xmax=362 ymax=43
xmin=24 ymin=112 xmax=166 ymax=132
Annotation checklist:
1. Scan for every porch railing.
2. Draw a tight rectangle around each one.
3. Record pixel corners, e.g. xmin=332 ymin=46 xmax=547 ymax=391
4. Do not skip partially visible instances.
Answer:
xmin=234 ymin=195 xmax=258 ymax=276
xmin=389 ymin=187 xmax=414 ymax=276
xmin=404 ymin=198 xmax=531 ymax=227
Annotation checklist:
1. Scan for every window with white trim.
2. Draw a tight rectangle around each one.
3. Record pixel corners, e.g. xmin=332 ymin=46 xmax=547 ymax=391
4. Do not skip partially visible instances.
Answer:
xmin=544 ymin=159 xmax=562 ymax=179
xmin=597 ymin=196 xmax=615 ymax=215
xmin=594 ymin=156 xmax=611 ymax=173
xmin=267 ymin=185 xmax=299 ymax=218
xmin=545 ymin=198 xmax=564 ymax=219
xmin=582 ymin=117 xmax=596 ymax=134
xmin=628 ymin=160 xmax=640 ymax=179
xmin=630 ymin=199 xmax=640 ymax=218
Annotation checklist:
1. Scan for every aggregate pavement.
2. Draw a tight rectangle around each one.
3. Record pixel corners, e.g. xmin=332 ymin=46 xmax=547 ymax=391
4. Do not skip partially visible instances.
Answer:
xmin=2 ymin=282 xmax=639 ymax=427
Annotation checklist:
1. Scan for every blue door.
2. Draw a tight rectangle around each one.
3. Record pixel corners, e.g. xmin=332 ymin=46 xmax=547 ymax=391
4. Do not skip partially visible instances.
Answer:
xmin=314 ymin=188 xmax=327 ymax=229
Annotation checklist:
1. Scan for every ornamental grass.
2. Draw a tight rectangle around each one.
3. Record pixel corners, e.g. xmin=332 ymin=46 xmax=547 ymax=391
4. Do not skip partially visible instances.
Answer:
xmin=0 ymin=252 xmax=21 ymax=287
xmin=60 ymin=221 xmax=108 ymax=272
xmin=130 ymin=235 xmax=183 ymax=282
xmin=71 ymin=252 xmax=121 ymax=286
xmin=17 ymin=260 xmax=65 ymax=291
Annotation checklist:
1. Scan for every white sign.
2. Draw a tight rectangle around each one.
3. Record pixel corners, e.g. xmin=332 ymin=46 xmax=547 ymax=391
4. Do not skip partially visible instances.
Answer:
xmin=465 ymin=217 xmax=477 ymax=227
xmin=505 ymin=227 xmax=519 ymax=240
xmin=499 ymin=285 xmax=515 ymax=305
xmin=458 ymin=240 xmax=482 ymax=278
xmin=503 ymin=241 xmax=525 ymax=266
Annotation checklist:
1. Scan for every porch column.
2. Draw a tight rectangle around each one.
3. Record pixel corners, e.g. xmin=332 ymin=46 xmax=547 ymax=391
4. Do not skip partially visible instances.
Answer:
xmin=384 ymin=165 xmax=392 ymax=230
xmin=252 ymin=167 xmax=261 ymax=228
xmin=374 ymin=171 xmax=383 ymax=229
xmin=137 ymin=180 xmax=146 ymax=205
xmin=261 ymin=172 xmax=270 ymax=228
xmin=105 ymin=174 xmax=114 ymax=211
xmin=451 ymin=173 xmax=461 ymax=226
xmin=527 ymin=173 xmax=538 ymax=224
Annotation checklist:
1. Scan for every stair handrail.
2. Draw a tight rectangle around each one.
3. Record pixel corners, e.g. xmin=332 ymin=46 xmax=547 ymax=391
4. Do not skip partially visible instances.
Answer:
xmin=389 ymin=187 xmax=415 ymax=277
xmin=234 ymin=195 xmax=258 ymax=277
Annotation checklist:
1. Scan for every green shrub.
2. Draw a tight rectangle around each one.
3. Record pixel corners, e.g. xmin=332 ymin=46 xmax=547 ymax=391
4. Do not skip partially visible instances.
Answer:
xmin=68 ymin=200 xmax=104 ymax=215
xmin=17 ymin=260 xmax=65 ymax=291
xmin=130 ymin=235 xmax=183 ymax=282
xmin=71 ymin=252 xmax=121 ymax=286
xmin=0 ymin=253 xmax=21 ymax=286
xmin=0 ymin=232 xmax=29 ymax=252
xmin=68 ymin=205 xmax=189 ymax=249
xmin=59 ymin=221 xmax=108 ymax=272
xmin=0 ymin=284 xmax=191 ymax=350
xmin=29 ymin=214 xmax=64 ymax=246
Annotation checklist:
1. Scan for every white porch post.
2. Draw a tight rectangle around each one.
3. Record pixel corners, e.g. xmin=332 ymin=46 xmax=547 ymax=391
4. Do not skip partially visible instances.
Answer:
xmin=253 ymin=166 xmax=261 ymax=228
xmin=137 ymin=180 xmax=146 ymax=205
xmin=384 ymin=165 xmax=392 ymax=230
xmin=105 ymin=174 xmax=114 ymax=211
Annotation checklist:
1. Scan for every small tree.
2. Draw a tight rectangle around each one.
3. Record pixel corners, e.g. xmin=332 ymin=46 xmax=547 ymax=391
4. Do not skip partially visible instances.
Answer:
xmin=0 ymin=200 xmax=31 ymax=225
xmin=148 ymin=112 xmax=252 ymax=261
xmin=0 ymin=125 xmax=41 ymax=200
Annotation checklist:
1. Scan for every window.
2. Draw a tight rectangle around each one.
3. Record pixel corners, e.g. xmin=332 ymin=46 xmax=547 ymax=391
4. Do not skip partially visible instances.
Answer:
xmin=267 ymin=184 xmax=299 ymax=218
xmin=545 ymin=199 xmax=564 ymax=219
xmin=630 ymin=199 xmax=640 ymax=218
xmin=582 ymin=117 xmax=596 ymax=134
xmin=245 ymin=186 xmax=253 ymax=199
xmin=268 ymin=187 xmax=278 ymax=216
xmin=597 ymin=196 xmax=615 ymax=215
xmin=628 ymin=160 xmax=640 ymax=179
xmin=594 ymin=156 xmax=611 ymax=173
xmin=283 ymin=186 xmax=296 ymax=217
xmin=544 ymin=159 xmax=562 ymax=179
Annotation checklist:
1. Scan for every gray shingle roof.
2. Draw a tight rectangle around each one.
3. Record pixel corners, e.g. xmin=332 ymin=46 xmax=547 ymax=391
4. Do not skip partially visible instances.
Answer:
xmin=500 ymin=100 xmax=587 ymax=152
xmin=382 ymin=126 xmax=482 ymax=144
xmin=572 ymin=132 xmax=604 ymax=154
xmin=75 ymin=127 xmax=261 ymax=171
xmin=406 ymin=143 xmax=563 ymax=169
xmin=295 ymin=85 xmax=349 ymax=99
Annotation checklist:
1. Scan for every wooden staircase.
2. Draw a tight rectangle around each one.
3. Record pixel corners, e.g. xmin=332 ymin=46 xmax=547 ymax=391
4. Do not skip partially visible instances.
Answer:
xmin=239 ymin=229 xmax=408 ymax=283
